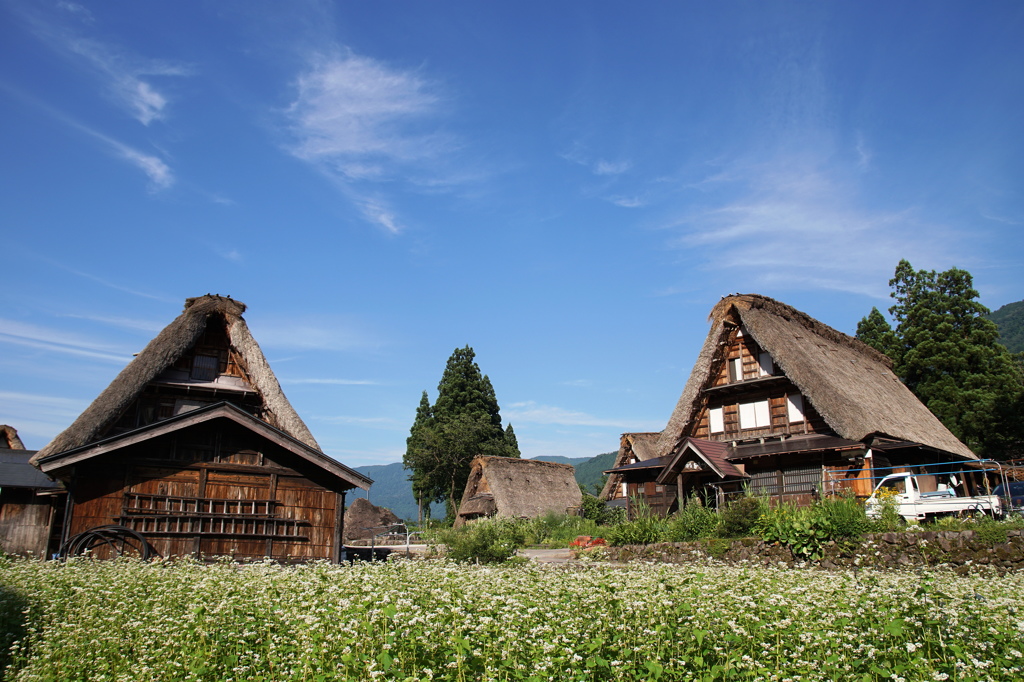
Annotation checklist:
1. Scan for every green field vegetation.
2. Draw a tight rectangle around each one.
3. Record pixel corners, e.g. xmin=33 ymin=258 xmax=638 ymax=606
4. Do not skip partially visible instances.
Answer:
xmin=464 ymin=493 xmax=1024 ymax=559
xmin=1 ymin=557 xmax=1022 ymax=681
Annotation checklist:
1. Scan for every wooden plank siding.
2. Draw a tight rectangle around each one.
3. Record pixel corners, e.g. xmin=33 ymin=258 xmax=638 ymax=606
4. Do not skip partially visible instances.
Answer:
xmin=0 ymin=490 xmax=57 ymax=557
xmin=64 ymin=423 xmax=341 ymax=561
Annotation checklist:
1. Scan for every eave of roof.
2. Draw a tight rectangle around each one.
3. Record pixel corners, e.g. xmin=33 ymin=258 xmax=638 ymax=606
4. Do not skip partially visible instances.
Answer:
xmin=728 ymin=435 xmax=864 ymax=461
xmin=0 ymin=449 xmax=61 ymax=489
xmin=604 ymin=455 xmax=674 ymax=474
xmin=35 ymin=401 xmax=372 ymax=491
xmin=657 ymin=438 xmax=747 ymax=483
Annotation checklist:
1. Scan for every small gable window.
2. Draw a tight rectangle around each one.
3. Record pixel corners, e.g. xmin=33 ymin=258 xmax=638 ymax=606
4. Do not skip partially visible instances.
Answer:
xmin=191 ymin=354 xmax=219 ymax=382
xmin=728 ymin=357 xmax=743 ymax=382
xmin=758 ymin=352 xmax=774 ymax=376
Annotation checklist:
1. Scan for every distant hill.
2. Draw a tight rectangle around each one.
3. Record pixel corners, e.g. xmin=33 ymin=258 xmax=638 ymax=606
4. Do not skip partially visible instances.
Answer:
xmin=348 ymin=462 xmax=442 ymax=522
xmin=988 ymin=300 xmax=1024 ymax=353
xmin=535 ymin=452 xmax=617 ymax=493
xmin=351 ymin=451 xmax=619 ymax=521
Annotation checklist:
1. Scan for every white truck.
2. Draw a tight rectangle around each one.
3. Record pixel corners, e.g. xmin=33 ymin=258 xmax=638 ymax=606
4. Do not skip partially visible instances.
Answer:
xmin=865 ymin=472 xmax=1002 ymax=522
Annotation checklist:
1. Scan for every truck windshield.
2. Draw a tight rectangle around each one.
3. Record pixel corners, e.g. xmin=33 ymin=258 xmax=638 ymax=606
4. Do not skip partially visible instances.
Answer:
xmin=880 ymin=478 xmax=906 ymax=494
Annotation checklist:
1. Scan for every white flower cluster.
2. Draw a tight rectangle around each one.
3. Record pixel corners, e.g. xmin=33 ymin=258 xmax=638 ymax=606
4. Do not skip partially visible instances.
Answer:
xmin=0 ymin=556 xmax=1021 ymax=680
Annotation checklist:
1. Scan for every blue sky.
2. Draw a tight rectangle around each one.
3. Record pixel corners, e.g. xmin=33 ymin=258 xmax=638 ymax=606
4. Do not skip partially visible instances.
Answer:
xmin=2 ymin=1 xmax=1022 ymax=467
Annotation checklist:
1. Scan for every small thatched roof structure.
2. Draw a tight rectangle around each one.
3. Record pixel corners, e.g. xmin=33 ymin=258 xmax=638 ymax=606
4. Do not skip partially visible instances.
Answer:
xmin=598 ymin=432 xmax=662 ymax=499
xmin=455 ymin=456 xmax=582 ymax=527
xmin=1 ymin=425 xmax=25 ymax=451
xmin=31 ymin=295 xmax=319 ymax=465
xmin=654 ymin=294 xmax=976 ymax=461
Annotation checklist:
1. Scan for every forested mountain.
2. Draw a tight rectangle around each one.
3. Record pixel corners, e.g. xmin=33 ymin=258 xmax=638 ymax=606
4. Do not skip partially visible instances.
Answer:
xmin=350 ymin=451 xmax=618 ymax=521
xmin=988 ymin=300 xmax=1024 ymax=353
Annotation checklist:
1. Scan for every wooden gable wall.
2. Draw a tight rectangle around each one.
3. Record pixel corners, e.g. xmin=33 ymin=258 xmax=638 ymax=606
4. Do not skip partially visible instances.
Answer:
xmin=109 ymin=318 xmax=265 ymax=437
xmin=66 ymin=420 xmax=343 ymax=562
xmin=690 ymin=326 xmax=831 ymax=442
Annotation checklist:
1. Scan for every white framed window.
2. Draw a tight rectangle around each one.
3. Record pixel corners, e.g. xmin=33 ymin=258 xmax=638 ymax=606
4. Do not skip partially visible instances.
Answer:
xmin=729 ymin=357 xmax=743 ymax=382
xmin=709 ymin=406 xmax=725 ymax=433
xmin=758 ymin=352 xmax=774 ymax=376
xmin=787 ymin=393 xmax=805 ymax=422
xmin=739 ymin=399 xmax=771 ymax=429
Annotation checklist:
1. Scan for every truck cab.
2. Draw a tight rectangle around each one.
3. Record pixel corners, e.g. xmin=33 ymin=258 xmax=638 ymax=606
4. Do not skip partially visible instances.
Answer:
xmin=866 ymin=472 xmax=1001 ymax=522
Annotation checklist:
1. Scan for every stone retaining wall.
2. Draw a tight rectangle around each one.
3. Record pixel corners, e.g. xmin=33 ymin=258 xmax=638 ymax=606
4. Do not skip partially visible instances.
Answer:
xmin=603 ymin=529 xmax=1024 ymax=573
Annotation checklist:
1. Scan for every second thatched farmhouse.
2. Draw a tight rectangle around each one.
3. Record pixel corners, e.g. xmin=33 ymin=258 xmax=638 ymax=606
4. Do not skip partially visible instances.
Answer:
xmin=455 ymin=456 xmax=582 ymax=527
xmin=602 ymin=294 xmax=984 ymax=516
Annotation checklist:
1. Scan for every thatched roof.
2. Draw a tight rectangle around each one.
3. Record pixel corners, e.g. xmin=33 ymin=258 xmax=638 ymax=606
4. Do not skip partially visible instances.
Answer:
xmin=654 ymin=294 xmax=976 ymax=461
xmin=455 ymin=456 xmax=582 ymax=526
xmin=31 ymin=295 xmax=319 ymax=465
xmin=598 ymin=432 xmax=662 ymax=500
xmin=1 ymin=425 xmax=25 ymax=451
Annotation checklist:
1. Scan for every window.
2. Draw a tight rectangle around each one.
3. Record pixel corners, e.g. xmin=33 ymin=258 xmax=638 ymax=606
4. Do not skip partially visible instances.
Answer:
xmin=191 ymin=354 xmax=219 ymax=381
xmin=708 ymin=406 xmax=725 ymax=433
xmin=787 ymin=394 xmax=804 ymax=422
xmin=758 ymin=352 xmax=774 ymax=376
xmin=728 ymin=357 xmax=743 ymax=382
xmin=738 ymin=399 xmax=770 ymax=429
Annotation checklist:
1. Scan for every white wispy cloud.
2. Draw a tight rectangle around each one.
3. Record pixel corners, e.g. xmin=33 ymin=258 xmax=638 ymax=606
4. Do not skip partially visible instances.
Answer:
xmin=46 ymin=260 xmax=177 ymax=301
xmin=249 ymin=315 xmax=378 ymax=352
xmin=61 ymin=313 xmax=163 ymax=334
xmin=594 ymin=159 xmax=631 ymax=176
xmin=219 ymin=249 xmax=244 ymax=263
xmin=0 ymin=80 xmax=175 ymax=191
xmin=0 ymin=319 xmax=132 ymax=363
xmin=282 ymin=378 xmax=378 ymax=386
xmin=284 ymin=50 xmax=456 ymax=233
xmin=107 ymin=136 xmax=174 ymax=189
xmin=0 ymin=391 xmax=89 ymax=447
xmin=560 ymin=144 xmax=632 ymax=178
xmin=356 ymin=196 xmax=403 ymax=235
xmin=667 ymin=159 xmax=960 ymax=299
xmin=504 ymin=401 xmax=658 ymax=430
xmin=312 ymin=415 xmax=403 ymax=429
xmin=611 ymin=195 xmax=645 ymax=208
xmin=21 ymin=2 xmax=190 ymax=125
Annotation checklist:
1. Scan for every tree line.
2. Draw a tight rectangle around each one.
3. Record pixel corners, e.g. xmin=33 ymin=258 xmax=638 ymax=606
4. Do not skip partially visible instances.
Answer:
xmin=857 ymin=259 xmax=1024 ymax=460
xmin=403 ymin=346 xmax=520 ymax=522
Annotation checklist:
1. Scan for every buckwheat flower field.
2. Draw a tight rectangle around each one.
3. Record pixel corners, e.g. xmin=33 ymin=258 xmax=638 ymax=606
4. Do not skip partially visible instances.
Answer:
xmin=1 ymin=557 xmax=1022 ymax=681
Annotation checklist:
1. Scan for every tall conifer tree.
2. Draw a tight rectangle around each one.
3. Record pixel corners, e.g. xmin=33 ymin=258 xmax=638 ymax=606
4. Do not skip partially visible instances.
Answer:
xmin=403 ymin=346 xmax=518 ymax=520
xmin=858 ymin=260 xmax=1024 ymax=458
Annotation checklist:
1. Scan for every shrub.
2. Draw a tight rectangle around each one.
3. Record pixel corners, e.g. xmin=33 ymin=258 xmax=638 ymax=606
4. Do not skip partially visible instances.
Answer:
xmin=522 ymin=513 xmax=600 ymax=547
xmin=605 ymin=499 xmax=667 ymax=546
xmin=811 ymin=494 xmax=871 ymax=538
xmin=869 ymin=487 xmax=906 ymax=532
xmin=436 ymin=518 xmax=527 ymax=563
xmin=580 ymin=492 xmax=627 ymax=526
xmin=666 ymin=497 xmax=719 ymax=542
xmin=718 ymin=496 xmax=764 ymax=538
xmin=755 ymin=496 xmax=871 ymax=560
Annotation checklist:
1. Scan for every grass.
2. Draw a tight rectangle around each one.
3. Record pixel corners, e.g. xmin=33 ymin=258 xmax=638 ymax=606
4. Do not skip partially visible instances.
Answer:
xmin=1 ymin=555 xmax=1023 ymax=681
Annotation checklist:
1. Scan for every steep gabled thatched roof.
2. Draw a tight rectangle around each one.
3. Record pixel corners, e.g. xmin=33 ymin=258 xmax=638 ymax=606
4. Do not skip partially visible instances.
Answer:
xmin=455 ymin=456 xmax=582 ymax=526
xmin=31 ymin=295 xmax=318 ymax=465
xmin=654 ymin=294 xmax=976 ymax=461
xmin=598 ymin=432 xmax=662 ymax=500
xmin=1 ymin=425 xmax=25 ymax=451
